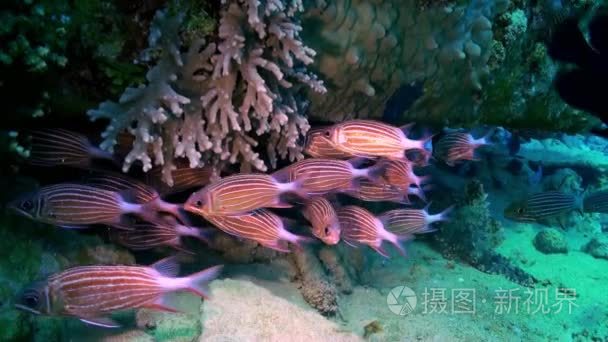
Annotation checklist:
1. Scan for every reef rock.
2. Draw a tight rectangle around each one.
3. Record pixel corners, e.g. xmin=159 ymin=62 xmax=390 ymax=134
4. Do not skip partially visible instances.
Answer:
xmin=199 ymin=279 xmax=360 ymax=341
xmin=533 ymin=229 xmax=568 ymax=254
xmin=583 ymin=237 xmax=608 ymax=260
xmin=289 ymin=247 xmax=338 ymax=316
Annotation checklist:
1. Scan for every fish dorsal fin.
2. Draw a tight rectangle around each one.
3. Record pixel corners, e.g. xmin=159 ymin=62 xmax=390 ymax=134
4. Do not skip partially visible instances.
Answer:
xmin=80 ymin=316 xmax=120 ymax=328
xmin=151 ymin=257 xmax=180 ymax=277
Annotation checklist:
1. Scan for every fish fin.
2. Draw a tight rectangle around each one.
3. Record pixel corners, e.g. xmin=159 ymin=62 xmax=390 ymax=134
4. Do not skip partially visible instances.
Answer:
xmin=272 ymin=200 xmax=295 ymax=209
xmin=170 ymin=243 xmax=195 ymax=255
xmin=289 ymin=234 xmax=316 ymax=252
xmin=57 ymin=224 xmax=90 ymax=229
xmin=347 ymin=157 xmax=372 ymax=168
xmin=151 ymin=256 xmax=180 ymax=278
xmin=343 ymin=239 xmax=360 ymax=248
xmin=271 ymin=167 xmax=291 ymax=183
xmin=367 ymin=159 xmax=390 ymax=184
xmin=183 ymin=265 xmax=223 ymax=299
xmin=399 ymin=123 xmax=415 ymax=135
xmin=80 ymin=316 xmax=121 ymax=328
xmin=156 ymin=202 xmax=192 ymax=226
xmin=371 ymin=244 xmax=391 ymax=258
xmin=145 ymin=295 xmax=181 ymax=313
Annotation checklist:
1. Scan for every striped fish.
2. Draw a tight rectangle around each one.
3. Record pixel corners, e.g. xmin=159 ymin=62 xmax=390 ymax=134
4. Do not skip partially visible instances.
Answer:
xmin=86 ymin=173 xmax=189 ymax=224
xmin=15 ymin=258 xmax=222 ymax=328
xmin=9 ymin=183 xmax=157 ymax=229
xmin=114 ymin=217 xmax=210 ymax=252
xmin=272 ymin=158 xmax=386 ymax=196
xmin=379 ymin=206 xmax=452 ymax=236
xmin=304 ymin=128 xmax=354 ymax=159
xmin=583 ymin=189 xmax=608 ymax=213
xmin=26 ymin=129 xmax=116 ymax=168
xmin=432 ymin=131 xmax=490 ymax=166
xmin=382 ymin=159 xmax=428 ymax=191
xmin=184 ymin=174 xmax=307 ymax=216
xmin=337 ymin=205 xmax=409 ymax=258
xmin=503 ymin=191 xmax=582 ymax=222
xmin=205 ymin=209 xmax=311 ymax=252
xmin=323 ymin=120 xmax=431 ymax=160
xmin=146 ymin=162 xmax=214 ymax=195
xmin=302 ymin=197 xmax=341 ymax=245
xmin=344 ymin=179 xmax=427 ymax=204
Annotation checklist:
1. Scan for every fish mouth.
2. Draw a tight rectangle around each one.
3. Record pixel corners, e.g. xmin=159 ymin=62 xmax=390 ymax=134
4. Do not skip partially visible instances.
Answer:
xmin=7 ymin=203 xmax=33 ymax=219
xmin=14 ymin=304 xmax=41 ymax=315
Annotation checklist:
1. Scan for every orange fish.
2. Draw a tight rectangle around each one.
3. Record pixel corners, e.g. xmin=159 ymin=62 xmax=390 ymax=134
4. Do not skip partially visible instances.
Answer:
xmin=146 ymin=162 xmax=214 ymax=195
xmin=302 ymin=197 xmax=341 ymax=245
xmin=184 ymin=174 xmax=307 ymax=216
xmin=15 ymin=258 xmax=222 ymax=328
xmin=337 ymin=205 xmax=410 ymax=258
xmin=272 ymin=158 xmax=386 ymax=196
xmin=379 ymin=205 xmax=452 ymax=236
xmin=304 ymin=128 xmax=354 ymax=159
xmin=432 ymin=131 xmax=490 ymax=166
xmin=205 ymin=209 xmax=311 ymax=252
xmin=114 ymin=217 xmax=211 ymax=252
xmin=382 ymin=159 xmax=429 ymax=191
xmin=322 ymin=120 xmax=431 ymax=160
xmin=343 ymin=179 xmax=427 ymax=204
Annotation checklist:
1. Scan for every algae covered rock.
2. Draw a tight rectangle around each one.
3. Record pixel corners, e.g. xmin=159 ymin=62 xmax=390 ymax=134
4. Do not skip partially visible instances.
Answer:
xmin=199 ymin=279 xmax=360 ymax=341
xmin=533 ymin=229 xmax=568 ymax=254
xmin=583 ymin=237 xmax=608 ymax=260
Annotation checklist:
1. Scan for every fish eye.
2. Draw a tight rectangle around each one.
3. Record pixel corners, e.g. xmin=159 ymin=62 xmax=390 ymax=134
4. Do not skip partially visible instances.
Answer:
xmin=517 ymin=207 xmax=524 ymax=214
xmin=21 ymin=200 xmax=34 ymax=211
xmin=195 ymin=200 xmax=203 ymax=207
xmin=21 ymin=290 xmax=40 ymax=309
xmin=323 ymin=130 xmax=331 ymax=138
xmin=324 ymin=226 xmax=330 ymax=236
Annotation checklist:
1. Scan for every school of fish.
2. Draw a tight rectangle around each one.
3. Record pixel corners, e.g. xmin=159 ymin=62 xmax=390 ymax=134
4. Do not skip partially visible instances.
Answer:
xmin=8 ymin=121 xmax=518 ymax=328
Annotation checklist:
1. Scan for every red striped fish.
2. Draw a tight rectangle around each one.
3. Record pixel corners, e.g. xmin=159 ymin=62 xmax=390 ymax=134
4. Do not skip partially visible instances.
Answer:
xmin=15 ymin=258 xmax=222 ymax=328
xmin=304 ymin=128 xmax=354 ymax=159
xmin=379 ymin=205 xmax=452 ymax=236
xmin=146 ymin=162 xmax=214 ymax=195
xmin=86 ymin=173 xmax=189 ymax=225
xmin=114 ymin=217 xmax=210 ymax=252
xmin=205 ymin=209 xmax=311 ymax=252
xmin=344 ymin=180 xmax=427 ymax=204
xmin=432 ymin=131 xmax=490 ymax=166
xmin=582 ymin=189 xmax=608 ymax=214
xmin=272 ymin=158 xmax=386 ymax=196
xmin=26 ymin=129 xmax=116 ymax=168
xmin=322 ymin=120 xmax=431 ymax=160
xmin=302 ymin=197 xmax=341 ymax=245
xmin=184 ymin=174 xmax=307 ymax=216
xmin=9 ymin=183 xmax=156 ymax=229
xmin=382 ymin=159 xmax=428 ymax=190
xmin=337 ymin=205 xmax=410 ymax=258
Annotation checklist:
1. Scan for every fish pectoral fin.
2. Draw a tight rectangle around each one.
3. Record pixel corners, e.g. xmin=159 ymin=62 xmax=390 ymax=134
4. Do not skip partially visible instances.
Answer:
xmin=80 ymin=316 xmax=121 ymax=328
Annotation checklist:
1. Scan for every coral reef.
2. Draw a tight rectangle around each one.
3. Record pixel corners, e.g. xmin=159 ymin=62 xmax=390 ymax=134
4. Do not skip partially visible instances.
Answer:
xmin=199 ymin=279 xmax=360 ymax=341
xmin=318 ymin=246 xmax=353 ymax=295
xmin=533 ymin=229 xmax=568 ymax=254
xmin=289 ymin=247 xmax=338 ymax=316
xmin=208 ymin=233 xmax=280 ymax=263
xmin=88 ymin=0 xmax=326 ymax=185
xmin=436 ymin=180 xmax=538 ymax=286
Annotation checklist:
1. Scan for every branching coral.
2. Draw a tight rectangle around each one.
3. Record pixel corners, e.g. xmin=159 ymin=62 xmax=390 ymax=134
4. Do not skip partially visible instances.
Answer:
xmin=89 ymin=0 xmax=325 ymax=185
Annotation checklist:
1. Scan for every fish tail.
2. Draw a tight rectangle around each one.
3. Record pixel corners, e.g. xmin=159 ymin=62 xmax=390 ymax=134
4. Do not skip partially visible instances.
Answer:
xmin=408 ymin=186 xmax=427 ymax=202
xmin=281 ymin=178 xmax=310 ymax=200
xmin=386 ymin=231 xmax=412 ymax=258
xmin=157 ymin=201 xmax=192 ymax=226
xmin=366 ymin=159 xmax=390 ymax=184
xmin=285 ymin=231 xmax=315 ymax=251
xmin=87 ymin=145 xmax=118 ymax=164
xmin=176 ymin=224 xmax=214 ymax=244
xmin=181 ymin=265 xmax=223 ymax=299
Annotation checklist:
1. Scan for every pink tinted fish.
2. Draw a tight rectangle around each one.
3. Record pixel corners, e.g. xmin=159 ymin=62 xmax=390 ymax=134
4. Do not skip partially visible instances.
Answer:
xmin=9 ymin=183 xmax=157 ymax=229
xmin=272 ymin=158 xmax=385 ymax=196
xmin=322 ymin=120 xmax=431 ymax=160
xmin=146 ymin=162 xmax=214 ymax=195
xmin=302 ymin=197 xmax=341 ymax=245
xmin=432 ymin=131 xmax=490 ymax=166
xmin=304 ymin=128 xmax=354 ymax=159
xmin=337 ymin=205 xmax=410 ymax=258
xmin=379 ymin=205 xmax=453 ymax=236
xmin=114 ymin=217 xmax=210 ymax=252
xmin=184 ymin=174 xmax=307 ymax=217
xmin=26 ymin=129 xmax=116 ymax=168
xmin=15 ymin=258 xmax=222 ymax=328
xmin=205 ymin=209 xmax=310 ymax=252
xmin=86 ymin=173 xmax=189 ymax=224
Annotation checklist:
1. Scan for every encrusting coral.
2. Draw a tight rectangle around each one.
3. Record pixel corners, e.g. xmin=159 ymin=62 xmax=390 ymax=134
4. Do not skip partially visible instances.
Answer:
xmin=289 ymin=247 xmax=338 ymax=316
xmin=88 ymin=0 xmax=326 ymax=185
